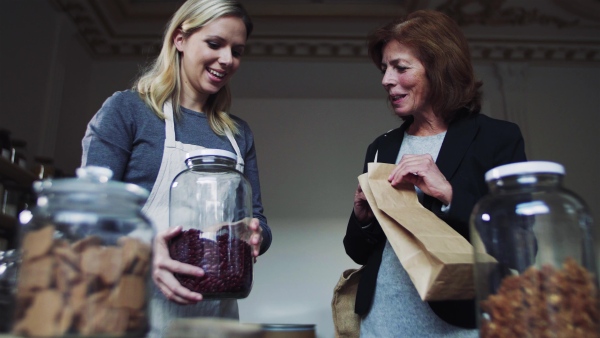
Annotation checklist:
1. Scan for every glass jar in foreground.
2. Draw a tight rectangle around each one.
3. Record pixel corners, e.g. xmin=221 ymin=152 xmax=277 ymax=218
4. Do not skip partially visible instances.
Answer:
xmin=12 ymin=166 xmax=153 ymax=337
xmin=169 ymin=149 xmax=253 ymax=299
xmin=470 ymin=161 xmax=599 ymax=337
xmin=0 ymin=249 xmax=19 ymax=333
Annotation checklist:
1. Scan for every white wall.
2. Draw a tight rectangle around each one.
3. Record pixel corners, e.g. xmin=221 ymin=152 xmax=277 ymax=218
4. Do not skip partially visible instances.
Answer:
xmin=525 ymin=65 xmax=600 ymax=211
xmin=2 ymin=2 xmax=599 ymax=338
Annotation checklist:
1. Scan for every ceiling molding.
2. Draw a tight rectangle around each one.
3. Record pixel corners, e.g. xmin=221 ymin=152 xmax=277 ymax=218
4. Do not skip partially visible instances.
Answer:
xmin=50 ymin=0 xmax=600 ymax=63
xmin=553 ymin=0 xmax=600 ymax=22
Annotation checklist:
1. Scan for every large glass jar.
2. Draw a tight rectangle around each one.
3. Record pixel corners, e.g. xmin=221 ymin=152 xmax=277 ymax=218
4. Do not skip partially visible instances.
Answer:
xmin=12 ymin=166 xmax=153 ymax=337
xmin=169 ymin=149 xmax=253 ymax=299
xmin=470 ymin=161 xmax=599 ymax=337
xmin=0 ymin=249 xmax=19 ymax=333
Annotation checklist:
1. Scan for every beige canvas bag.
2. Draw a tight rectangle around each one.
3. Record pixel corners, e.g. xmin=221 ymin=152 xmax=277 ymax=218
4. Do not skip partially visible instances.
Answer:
xmin=331 ymin=266 xmax=363 ymax=338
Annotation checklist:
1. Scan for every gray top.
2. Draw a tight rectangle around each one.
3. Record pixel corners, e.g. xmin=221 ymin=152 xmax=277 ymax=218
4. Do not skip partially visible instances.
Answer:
xmin=81 ymin=90 xmax=271 ymax=253
xmin=361 ymin=131 xmax=478 ymax=337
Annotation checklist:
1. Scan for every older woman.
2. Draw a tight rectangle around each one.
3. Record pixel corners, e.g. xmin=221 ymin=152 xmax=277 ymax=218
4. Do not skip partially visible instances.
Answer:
xmin=344 ymin=10 xmax=526 ymax=337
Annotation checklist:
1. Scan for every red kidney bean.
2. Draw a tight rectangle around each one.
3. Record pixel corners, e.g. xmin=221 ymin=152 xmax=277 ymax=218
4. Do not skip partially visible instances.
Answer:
xmin=168 ymin=228 xmax=253 ymax=299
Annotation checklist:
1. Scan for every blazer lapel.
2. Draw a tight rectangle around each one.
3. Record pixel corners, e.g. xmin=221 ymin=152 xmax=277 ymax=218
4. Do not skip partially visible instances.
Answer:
xmin=436 ymin=115 xmax=480 ymax=180
xmin=377 ymin=122 xmax=411 ymax=164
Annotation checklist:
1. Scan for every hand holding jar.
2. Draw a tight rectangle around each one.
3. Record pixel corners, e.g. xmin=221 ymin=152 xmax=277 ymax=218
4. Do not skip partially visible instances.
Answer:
xmin=152 ymin=216 xmax=262 ymax=304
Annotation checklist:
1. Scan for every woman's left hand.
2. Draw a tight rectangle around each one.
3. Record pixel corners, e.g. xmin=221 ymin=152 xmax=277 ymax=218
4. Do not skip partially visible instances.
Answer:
xmin=249 ymin=218 xmax=263 ymax=261
xmin=388 ymin=154 xmax=452 ymax=205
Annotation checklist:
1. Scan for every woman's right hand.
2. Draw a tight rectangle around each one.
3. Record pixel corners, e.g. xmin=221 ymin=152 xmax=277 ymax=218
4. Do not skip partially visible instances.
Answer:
xmin=353 ymin=184 xmax=374 ymax=225
xmin=152 ymin=226 xmax=204 ymax=305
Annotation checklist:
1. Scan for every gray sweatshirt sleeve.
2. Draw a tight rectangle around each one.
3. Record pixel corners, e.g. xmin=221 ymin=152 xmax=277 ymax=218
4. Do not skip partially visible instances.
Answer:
xmin=237 ymin=119 xmax=272 ymax=255
xmin=81 ymin=91 xmax=134 ymax=181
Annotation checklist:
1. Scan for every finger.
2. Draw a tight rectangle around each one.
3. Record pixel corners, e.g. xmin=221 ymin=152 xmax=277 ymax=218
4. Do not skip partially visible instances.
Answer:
xmin=156 ymin=274 xmax=203 ymax=304
xmin=391 ymin=170 xmax=422 ymax=187
xmin=153 ymin=262 xmax=203 ymax=302
xmin=154 ymin=227 xmax=183 ymax=251
xmin=405 ymin=154 xmax=436 ymax=173
xmin=251 ymin=233 xmax=262 ymax=257
xmin=389 ymin=158 xmax=413 ymax=182
xmin=250 ymin=218 xmax=262 ymax=245
xmin=159 ymin=284 xmax=197 ymax=304
xmin=355 ymin=186 xmax=367 ymax=202
xmin=154 ymin=252 xmax=203 ymax=276
xmin=248 ymin=218 xmax=262 ymax=233
xmin=163 ymin=225 xmax=184 ymax=240
xmin=389 ymin=167 xmax=409 ymax=185
xmin=163 ymin=259 xmax=204 ymax=277
xmin=390 ymin=155 xmax=427 ymax=183
xmin=388 ymin=164 xmax=401 ymax=182
xmin=354 ymin=191 xmax=367 ymax=203
xmin=398 ymin=173 xmax=419 ymax=187
xmin=171 ymin=284 xmax=203 ymax=303
xmin=250 ymin=232 xmax=262 ymax=244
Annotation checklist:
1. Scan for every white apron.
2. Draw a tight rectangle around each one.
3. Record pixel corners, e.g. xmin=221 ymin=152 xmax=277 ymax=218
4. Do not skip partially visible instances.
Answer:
xmin=143 ymin=101 xmax=244 ymax=338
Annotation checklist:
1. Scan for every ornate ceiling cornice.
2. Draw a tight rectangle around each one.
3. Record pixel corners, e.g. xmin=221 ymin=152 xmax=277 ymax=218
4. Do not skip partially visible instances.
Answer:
xmin=50 ymin=0 xmax=600 ymax=63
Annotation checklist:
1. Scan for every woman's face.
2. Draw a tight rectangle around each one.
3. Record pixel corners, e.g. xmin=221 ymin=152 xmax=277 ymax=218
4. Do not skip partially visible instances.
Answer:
xmin=174 ymin=16 xmax=247 ymax=104
xmin=380 ymin=40 xmax=432 ymax=118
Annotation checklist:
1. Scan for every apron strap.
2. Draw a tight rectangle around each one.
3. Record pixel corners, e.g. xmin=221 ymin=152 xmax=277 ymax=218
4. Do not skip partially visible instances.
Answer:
xmin=164 ymin=100 xmax=244 ymax=172
xmin=163 ymin=101 xmax=177 ymax=146
xmin=225 ymin=127 xmax=245 ymax=172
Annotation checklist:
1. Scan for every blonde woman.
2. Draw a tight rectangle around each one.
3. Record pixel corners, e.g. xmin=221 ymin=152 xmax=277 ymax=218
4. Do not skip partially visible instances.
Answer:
xmin=81 ymin=0 xmax=271 ymax=336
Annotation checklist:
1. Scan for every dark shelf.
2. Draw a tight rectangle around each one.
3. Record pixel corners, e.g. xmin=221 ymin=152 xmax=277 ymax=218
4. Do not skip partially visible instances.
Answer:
xmin=0 ymin=157 xmax=34 ymax=249
xmin=0 ymin=157 xmax=37 ymax=187
xmin=0 ymin=213 xmax=17 ymax=232
xmin=0 ymin=213 xmax=18 ymax=250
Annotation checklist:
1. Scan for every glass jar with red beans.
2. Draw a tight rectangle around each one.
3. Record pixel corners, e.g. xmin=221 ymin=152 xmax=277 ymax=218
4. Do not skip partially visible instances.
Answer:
xmin=169 ymin=149 xmax=253 ymax=299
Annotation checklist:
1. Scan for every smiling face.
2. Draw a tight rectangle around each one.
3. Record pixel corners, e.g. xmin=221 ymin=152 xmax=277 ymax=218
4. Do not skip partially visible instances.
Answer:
xmin=174 ymin=15 xmax=247 ymax=108
xmin=380 ymin=40 xmax=432 ymax=119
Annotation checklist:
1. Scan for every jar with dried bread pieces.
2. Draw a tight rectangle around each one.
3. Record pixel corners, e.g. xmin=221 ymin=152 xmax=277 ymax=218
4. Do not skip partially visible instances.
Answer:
xmin=470 ymin=161 xmax=599 ymax=337
xmin=12 ymin=166 xmax=153 ymax=337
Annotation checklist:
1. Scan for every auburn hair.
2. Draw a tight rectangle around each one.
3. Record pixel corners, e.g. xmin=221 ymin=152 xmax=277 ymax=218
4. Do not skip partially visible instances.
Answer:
xmin=368 ymin=10 xmax=482 ymax=122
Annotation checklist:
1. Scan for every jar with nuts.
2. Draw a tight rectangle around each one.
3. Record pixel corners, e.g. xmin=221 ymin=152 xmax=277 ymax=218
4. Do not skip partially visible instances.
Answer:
xmin=470 ymin=161 xmax=599 ymax=337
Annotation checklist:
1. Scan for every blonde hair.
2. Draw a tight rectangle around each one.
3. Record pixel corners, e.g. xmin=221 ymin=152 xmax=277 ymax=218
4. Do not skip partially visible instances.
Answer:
xmin=134 ymin=0 xmax=253 ymax=135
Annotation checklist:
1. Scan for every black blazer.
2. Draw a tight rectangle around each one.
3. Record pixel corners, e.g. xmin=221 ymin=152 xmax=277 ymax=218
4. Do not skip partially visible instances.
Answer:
xmin=344 ymin=113 xmax=527 ymax=328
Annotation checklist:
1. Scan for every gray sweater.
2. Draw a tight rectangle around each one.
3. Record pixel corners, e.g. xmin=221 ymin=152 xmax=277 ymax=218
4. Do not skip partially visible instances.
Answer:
xmin=81 ymin=90 xmax=271 ymax=254
xmin=361 ymin=132 xmax=478 ymax=337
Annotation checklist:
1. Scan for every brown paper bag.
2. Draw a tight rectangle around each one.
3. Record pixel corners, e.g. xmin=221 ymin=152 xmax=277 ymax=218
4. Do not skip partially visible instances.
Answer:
xmin=331 ymin=267 xmax=363 ymax=338
xmin=358 ymin=162 xmax=495 ymax=301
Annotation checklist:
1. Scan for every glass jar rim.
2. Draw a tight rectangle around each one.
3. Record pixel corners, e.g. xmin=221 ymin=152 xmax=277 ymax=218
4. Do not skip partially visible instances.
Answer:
xmin=485 ymin=161 xmax=565 ymax=181
xmin=185 ymin=149 xmax=237 ymax=162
